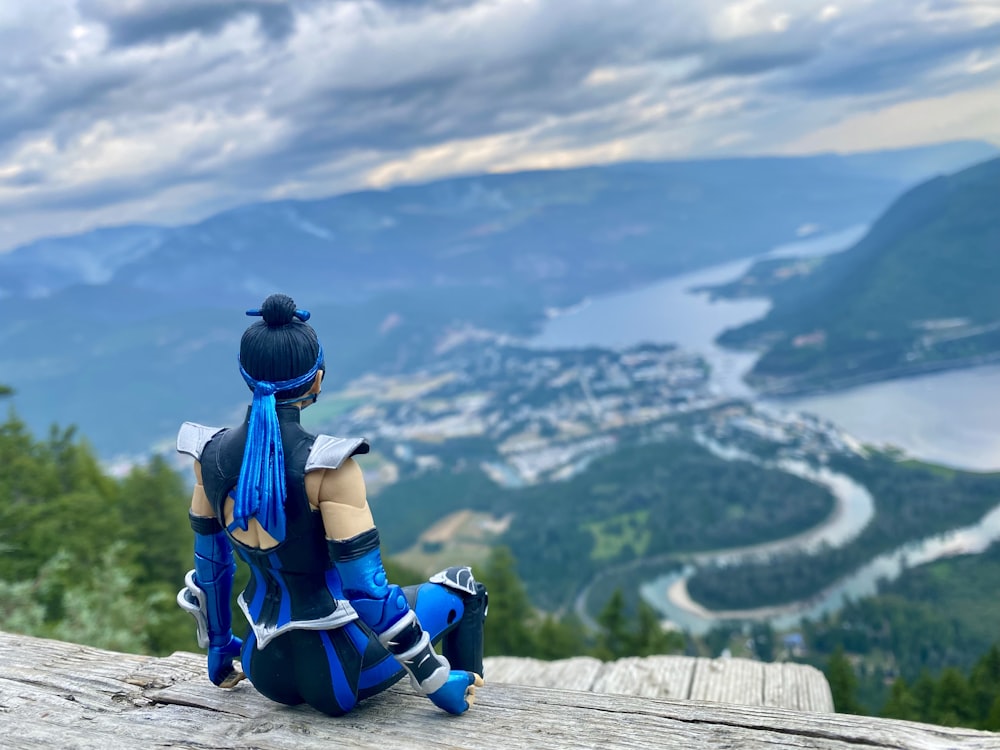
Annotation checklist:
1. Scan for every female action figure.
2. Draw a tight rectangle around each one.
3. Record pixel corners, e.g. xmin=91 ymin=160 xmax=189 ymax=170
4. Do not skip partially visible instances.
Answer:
xmin=176 ymin=294 xmax=487 ymax=716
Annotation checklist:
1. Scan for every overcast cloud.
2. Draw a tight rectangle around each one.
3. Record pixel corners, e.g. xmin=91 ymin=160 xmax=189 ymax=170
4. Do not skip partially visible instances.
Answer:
xmin=1 ymin=0 xmax=999 ymax=250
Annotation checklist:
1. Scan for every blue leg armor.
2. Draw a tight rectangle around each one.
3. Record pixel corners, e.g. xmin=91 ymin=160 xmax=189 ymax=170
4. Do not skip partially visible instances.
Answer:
xmin=331 ymin=528 xmax=484 ymax=715
xmin=177 ymin=512 xmax=243 ymax=687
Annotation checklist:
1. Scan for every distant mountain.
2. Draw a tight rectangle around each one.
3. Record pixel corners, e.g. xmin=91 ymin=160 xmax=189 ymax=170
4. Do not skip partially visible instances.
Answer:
xmin=0 ymin=141 xmax=995 ymax=456
xmin=2 ymin=140 xmax=996 ymax=306
xmin=719 ymin=155 xmax=1000 ymax=394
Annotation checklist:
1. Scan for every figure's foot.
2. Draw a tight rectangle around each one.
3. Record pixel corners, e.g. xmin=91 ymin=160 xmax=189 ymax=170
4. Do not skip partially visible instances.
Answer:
xmin=429 ymin=671 xmax=484 ymax=715
xmin=208 ymin=635 xmax=244 ymax=687
xmin=218 ymin=665 xmax=246 ymax=689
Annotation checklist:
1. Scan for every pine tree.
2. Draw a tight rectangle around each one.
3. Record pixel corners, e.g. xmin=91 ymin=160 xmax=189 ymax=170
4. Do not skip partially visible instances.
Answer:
xmin=118 ymin=455 xmax=191 ymax=590
xmin=881 ymin=677 xmax=919 ymax=721
xmin=826 ymin=647 xmax=864 ymax=714
xmin=750 ymin=622 xmax=775 ymax=662
xmin=969 ymin=645 xmax=1000 ymax=727
xmin=984 ymin=694 xmax=1000 ymax=732
xmin=594 ymin=589 xmax=629 ymax=660
xmin=910 ymin=671 xmax=936 ymax=720
xmin=931 ymin=667 xmax=974 ymax=727
xmin=479 ymin=546 xmax=536 ymax=656
xmin=628 ymin=599 xmax=684 ymax=657
xmin=533 ymin=614 xmax=587 ymax=661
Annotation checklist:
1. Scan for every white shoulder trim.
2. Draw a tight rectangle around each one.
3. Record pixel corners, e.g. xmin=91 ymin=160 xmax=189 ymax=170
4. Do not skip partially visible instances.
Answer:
xmin=305 ymin=435 xmax=370 ymax=472
xmin=176 ymin=422 xmax=224 ymax=461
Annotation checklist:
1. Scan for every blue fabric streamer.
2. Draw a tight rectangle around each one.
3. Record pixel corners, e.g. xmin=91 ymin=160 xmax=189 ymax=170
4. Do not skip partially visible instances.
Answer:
xmin=234 ymin=345 xmax=324 ymax=542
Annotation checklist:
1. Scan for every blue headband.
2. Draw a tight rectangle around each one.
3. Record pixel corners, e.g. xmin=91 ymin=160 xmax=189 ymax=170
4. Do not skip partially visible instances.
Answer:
xmin=232 ymin=344 xmax=324 ymax=542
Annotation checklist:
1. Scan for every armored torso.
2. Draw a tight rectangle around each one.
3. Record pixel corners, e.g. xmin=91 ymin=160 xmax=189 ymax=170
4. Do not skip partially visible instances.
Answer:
xmin=179 ymin=406 xmax=369 ymax=648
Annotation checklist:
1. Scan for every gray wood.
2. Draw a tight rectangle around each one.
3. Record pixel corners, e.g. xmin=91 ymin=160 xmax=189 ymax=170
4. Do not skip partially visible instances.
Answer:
xmin=690 ymin=655 xmax=765 ymax=706
xmin=589 ymin=655 xmax=697 ymax=700
xmin=485 ymin=655 xmax=606 ymax=691
xmin=1 ymin=631 xmax=997 ymax=750
xmin=485 ymin=654 xmax=834 ymax=712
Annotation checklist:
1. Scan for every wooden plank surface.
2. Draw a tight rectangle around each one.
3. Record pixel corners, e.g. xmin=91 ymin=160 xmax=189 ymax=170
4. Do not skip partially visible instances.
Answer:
xmin=590 ymin=655 xmax=697 ymax=701
xmin=485 ymin=654 xmax=834 ymax=712
xmin=485 ymin=655 xmax=606 ymax=691
xmin=1 ymin=631 xmax=997 ymax=750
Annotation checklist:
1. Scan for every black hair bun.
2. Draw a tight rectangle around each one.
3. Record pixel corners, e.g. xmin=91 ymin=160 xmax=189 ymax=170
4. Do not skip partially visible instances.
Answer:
xmin=260 ymin=294 xmax=297 ymax=327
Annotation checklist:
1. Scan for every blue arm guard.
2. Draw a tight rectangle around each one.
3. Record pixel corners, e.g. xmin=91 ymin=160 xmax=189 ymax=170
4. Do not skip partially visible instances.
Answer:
xmin=178 ymin=513 xmax=242 ymax=686
xmin=332 ymin=529 xmax=472 ymax=712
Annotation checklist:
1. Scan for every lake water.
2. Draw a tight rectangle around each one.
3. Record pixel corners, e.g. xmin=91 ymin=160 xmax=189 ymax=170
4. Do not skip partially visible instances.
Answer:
xmin=776 ymin=369 xmax=1000 ymax=472
xmin=531 ymin=225 xmax=1000 ymax=472
xmin=532 ymin=256 xmax=769 ymax=400
xmin=531 ymin=225 xmax=1000 ymax=628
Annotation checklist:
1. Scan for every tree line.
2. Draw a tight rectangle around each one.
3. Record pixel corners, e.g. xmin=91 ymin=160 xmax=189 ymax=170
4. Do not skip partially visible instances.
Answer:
xmin=827 ymin=646 xmax=1000 ymax=731
xmin=0 ymin=400 xmax=198 ymax=654
xmin=0 ymin=396 xmax=683 ymax=664
xmin=687 ymin=453 xmax=1000 ymax=610
xmin=4 ymin=392 xmax=999 ymax=734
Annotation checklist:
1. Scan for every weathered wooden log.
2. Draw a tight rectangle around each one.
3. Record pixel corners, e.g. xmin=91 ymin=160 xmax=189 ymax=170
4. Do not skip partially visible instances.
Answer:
xmin=1 ymin=630 xmax=997 ymax=750
xmin=484 ymin=654 xmax=835 ymax=712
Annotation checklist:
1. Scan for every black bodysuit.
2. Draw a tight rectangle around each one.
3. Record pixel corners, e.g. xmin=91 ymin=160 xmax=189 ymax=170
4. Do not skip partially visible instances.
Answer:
xmin=189 ymin=405 xmax=478 ymax=716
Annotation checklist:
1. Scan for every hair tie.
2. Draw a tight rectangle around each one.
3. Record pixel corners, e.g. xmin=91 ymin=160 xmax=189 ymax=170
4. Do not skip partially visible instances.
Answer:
xmin=255 ymin=382 xmax=277 ymax=397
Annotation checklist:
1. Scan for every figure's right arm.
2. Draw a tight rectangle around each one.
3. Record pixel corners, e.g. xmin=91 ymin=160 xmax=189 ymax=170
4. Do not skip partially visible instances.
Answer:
xmin=189 ymin=460 xmax=215 ymax=518
xmin=308 ymin=459 xmax=482 ymax=714
xmin=178 ymin=461 xmax=243 ymax=688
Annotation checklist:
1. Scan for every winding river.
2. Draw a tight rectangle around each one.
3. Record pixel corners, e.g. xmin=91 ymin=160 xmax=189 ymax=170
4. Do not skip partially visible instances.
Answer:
xmin=641 ymin=502 xmax=1000 ymax=635
xmin=534 ymin=226 xmax=1000 ymax=630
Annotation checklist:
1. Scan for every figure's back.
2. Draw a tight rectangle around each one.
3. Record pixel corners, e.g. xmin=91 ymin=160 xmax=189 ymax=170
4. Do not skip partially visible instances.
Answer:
xmin=198 ymin=405 xmax=354 ymax=647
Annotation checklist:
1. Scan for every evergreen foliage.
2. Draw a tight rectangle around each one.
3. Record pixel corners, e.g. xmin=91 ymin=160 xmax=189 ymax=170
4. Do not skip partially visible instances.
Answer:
xmin=4 ymin=391 xmax=999 ymax=733
xmin=721 ymin=157 xmax=1000 ymax=390
xmin=0 ymin=403 xmax=686 ymax=666
xmin=498 ymin=438 xmax=835 ymax=610
xmin=476 ymin=547 xmax=685 ymax=662
xmin=880 ymin=677 xmax=919 ymax=722
xmin=595 ymin=589 xmax=631 ymax=660
xmin=875 ymin=649 xmax=1000 ymax=730
xmin=0 ymin=408 xmax=196 ymax=654
xmin=826 ymin=647 xmax=865 ymax=714
xmin=686 ymin=453 xmax=1000 ymax=610
xmin=479 ymin=546 xmax=542 ymax=657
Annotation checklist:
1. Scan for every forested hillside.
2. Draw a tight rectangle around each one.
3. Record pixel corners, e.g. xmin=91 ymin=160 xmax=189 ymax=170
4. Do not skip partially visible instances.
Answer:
xmin=0 ymin=390 xmax=678 ymax=663
xmin=3 ymin=388 xmax=1000 ymax=731
xmin=719 ymin=157 xmax=1000 ymax=394
xmin=372 ymin=436 xmax=837 ymax=610
xmin=687 ymin=454 xmax=1000 ymax=610
xmin=0 ymin=392 xmax=195 ymax=654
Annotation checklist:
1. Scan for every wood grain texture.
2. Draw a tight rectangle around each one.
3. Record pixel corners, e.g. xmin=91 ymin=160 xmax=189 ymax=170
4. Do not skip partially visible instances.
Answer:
xmin=1 ymin=631 xmax=997 ymax=750
xmin=484 ymin=654 xmax=834 ymax=712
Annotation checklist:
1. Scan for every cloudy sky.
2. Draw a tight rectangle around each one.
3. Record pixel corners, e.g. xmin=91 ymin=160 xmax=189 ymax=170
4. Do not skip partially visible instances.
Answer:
xmin=1 ymin=0 xmax=999 ymax=251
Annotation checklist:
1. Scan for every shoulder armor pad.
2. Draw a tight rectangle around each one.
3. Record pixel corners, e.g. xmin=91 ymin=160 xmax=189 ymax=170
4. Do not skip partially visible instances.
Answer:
xmin=177 ymin=422 xmax=224 ymax=461
xmin=305 ymin=435 xmax=370 ymax=472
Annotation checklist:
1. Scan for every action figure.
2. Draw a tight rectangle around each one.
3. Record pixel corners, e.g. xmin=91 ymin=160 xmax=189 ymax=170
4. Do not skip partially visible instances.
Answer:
xmin=176 ymin=293 xmax=487 ymax=716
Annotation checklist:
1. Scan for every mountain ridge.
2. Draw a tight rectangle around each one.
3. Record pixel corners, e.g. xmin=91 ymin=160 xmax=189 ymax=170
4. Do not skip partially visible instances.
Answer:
xmin=1 ymin=141 xmax=996 ymax=455
xmin=3 ymin=140 xmax=996 ymax=301
xmin=717 ymin=155 xmax=1000 ymax=394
